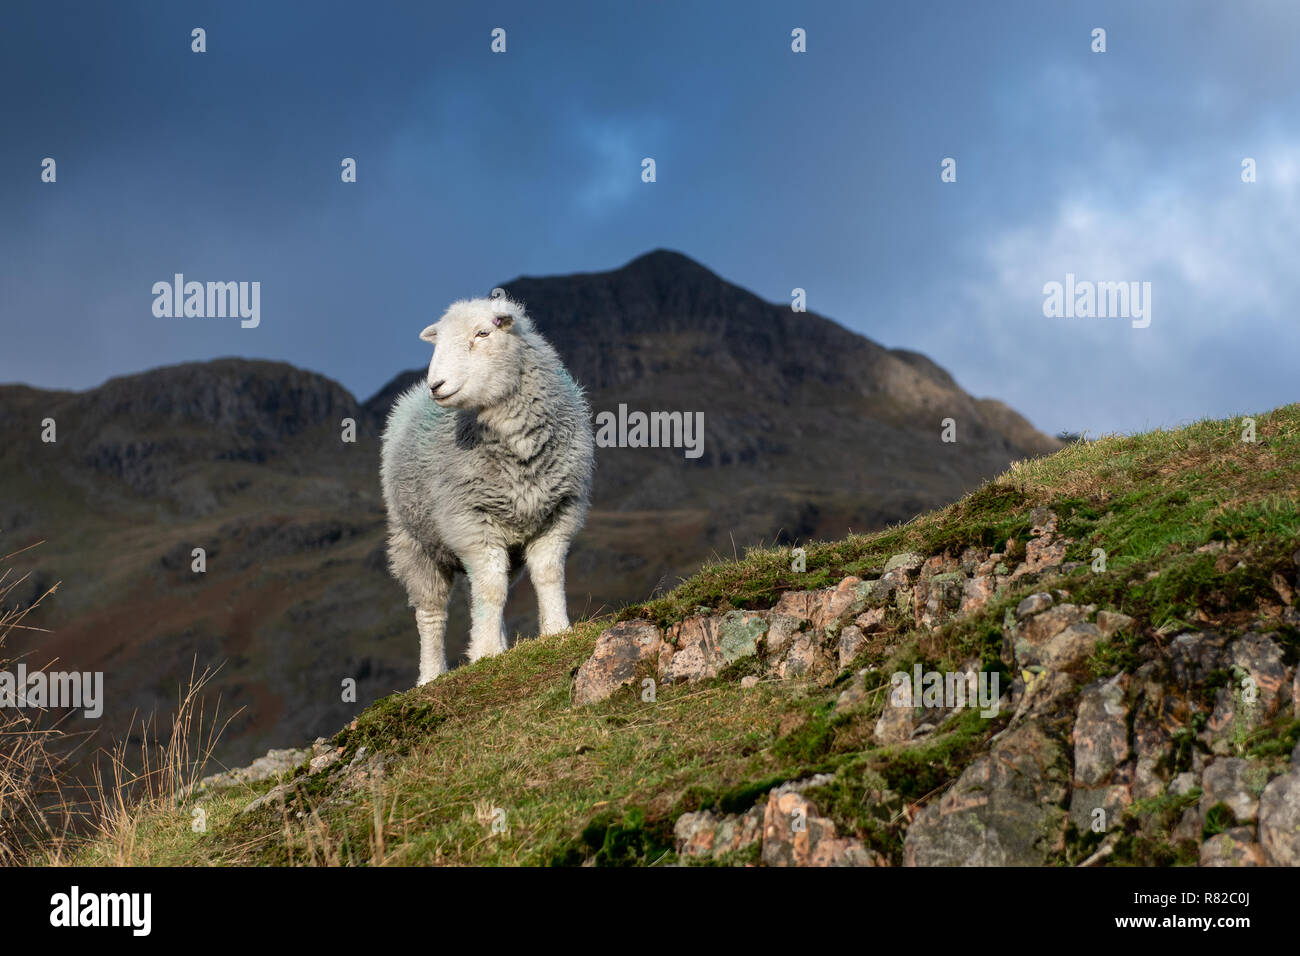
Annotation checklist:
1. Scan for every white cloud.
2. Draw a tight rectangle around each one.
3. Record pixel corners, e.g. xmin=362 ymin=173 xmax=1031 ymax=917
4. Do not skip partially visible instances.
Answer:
xmin=932 ymin=140 xmax=1300 ymax=434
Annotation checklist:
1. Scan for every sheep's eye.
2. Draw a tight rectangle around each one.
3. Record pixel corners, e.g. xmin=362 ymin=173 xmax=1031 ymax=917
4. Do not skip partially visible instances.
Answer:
xmin=475 ymin=330 xmax=490 ymax=338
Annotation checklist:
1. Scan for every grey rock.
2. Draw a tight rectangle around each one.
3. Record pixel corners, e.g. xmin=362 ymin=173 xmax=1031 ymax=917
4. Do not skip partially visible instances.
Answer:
xmin=1259 ymin=770 xmax=1300 ymax=866
xmin=1200 ymin=758 xmax=1268 ymax=824
xmin=675 ymin=806 xmax=763 ymax=860
xmin=1168 ymin=631 xmax=1227 ymax=691
xmin=883 ymin=551 xmax=925 ymax=574
xmin=196 ymin=747 xmax=308 ymax=793
xmin=1095 ymin=610 xmax=1135 ymax=639
xmin=1016 ymin=592 xmax=1054 ymax=619
xmin=903 ymin=721 xmax=1068 ymax=866
xmin=837 ymin=624 xmax=867 ymax=667
xmin=1073 ymin=674 xmax=1130 ymax=787
xmin=1200 ymin=827 xmax=1266 ymax=867
xmin=1069 ymin=784 xmax=1131 ymax=835
xmin=572 ymin=620 xmax=663 ymax=705
xmin=761 ymin=782 xmax=883 ymax=867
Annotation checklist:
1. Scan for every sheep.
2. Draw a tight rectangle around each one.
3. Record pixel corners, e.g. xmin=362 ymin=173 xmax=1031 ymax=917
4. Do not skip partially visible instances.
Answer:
xmin=380 ymin=293 xmax=594 ymax=685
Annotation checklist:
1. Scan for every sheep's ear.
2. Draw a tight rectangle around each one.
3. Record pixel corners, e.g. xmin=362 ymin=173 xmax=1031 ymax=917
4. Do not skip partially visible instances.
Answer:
xmin=492 ymin=313 xmax=514 ymax=331
xmin=419 ymin=323 xmax=438 ymax=343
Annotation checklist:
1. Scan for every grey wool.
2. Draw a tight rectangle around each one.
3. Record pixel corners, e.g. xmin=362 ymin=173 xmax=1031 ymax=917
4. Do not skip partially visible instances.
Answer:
xmin=380 ymin=294 xmax=595 ymax=684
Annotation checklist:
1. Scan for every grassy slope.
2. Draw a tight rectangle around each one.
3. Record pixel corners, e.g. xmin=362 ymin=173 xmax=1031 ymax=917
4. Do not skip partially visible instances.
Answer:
xmin=65 ymin=404 xmax=1300 ymax=866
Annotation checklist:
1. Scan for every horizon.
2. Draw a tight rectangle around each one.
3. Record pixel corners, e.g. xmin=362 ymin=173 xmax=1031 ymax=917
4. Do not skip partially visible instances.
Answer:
xmin=3 ymin=1 xmax=1298 ymax=437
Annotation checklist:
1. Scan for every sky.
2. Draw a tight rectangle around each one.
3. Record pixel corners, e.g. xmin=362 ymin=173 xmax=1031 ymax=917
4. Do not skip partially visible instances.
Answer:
xmin=1 ymin=0 xmax=1297 ymax=437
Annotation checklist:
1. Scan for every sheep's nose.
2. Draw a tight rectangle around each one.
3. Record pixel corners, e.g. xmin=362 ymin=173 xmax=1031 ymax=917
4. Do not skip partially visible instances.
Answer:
xmin=429 ymin=380 xmax=445 ymax=397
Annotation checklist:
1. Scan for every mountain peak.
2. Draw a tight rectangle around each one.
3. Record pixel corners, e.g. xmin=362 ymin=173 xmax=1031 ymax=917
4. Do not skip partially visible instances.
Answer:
xmin=620 ymin=248 xmax=717 ymax=276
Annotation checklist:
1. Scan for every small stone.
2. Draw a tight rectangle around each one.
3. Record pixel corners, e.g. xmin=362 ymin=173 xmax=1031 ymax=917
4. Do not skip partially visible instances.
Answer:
xmin=1171 ymin=806 xmax=1202 ymax=843
xmin=815 ymin=576 xmax=868 ymax=630
xmin=761 ymin=785 xmax=883 ymax=866
xmin=837 ymin=625 xmax=866 ymax=667
xmin=1013 ymin=603 xmax=1094 ymax=668
xmin=675 ymin=807 xmax=763 ymax=860
xmin=772 ymin=590 xmax=818 ymax=621
xmin=1069 ymin=784 xmax=1131 ymax=834
xmin=1029 ymin=508 xmax=1058 ymax=537
xmin=740 ymin=675 xmax=759 ymax=689
xmin=1011 ymin=533 xmax=1069 ymax=580
xmin=873 ymin=692 xmax=915 ymax=745
xmin=775 ymin=633 xmax=822 ymax=679
xmin=1229 ymin=632 xmax=1287 ymax=716
xmin=764 ymin=614 xmax=803 ymax=657
xmin=1168 ymin=631 xmax=1227 ymax=690
xmin=1040 ymin=622 xmax=1104 ymax=671
xmin=1095 ymin=610 xmax=1135 ymax=639
xmin=834 ymin=670 xmax=868 ymax=714
xmin=853 ymin=606 xmax=886 ymax=633
xmin=661 ymin=616 xmax=722 ymax=684
xmin=883 ymin=551 xmax=925 ymax=574
xmin=1016 ymin=592 xmax=1054 ymax=619
xmin=917 ymin=571 xmax=966 ymax=628
xmin=1204 ymin=633 xmax=1288 ymax=744
xmin=309 ymin=749 xmax=341 ymax=774
xmin=241 ymin=782 xmax=290 ymax=815
xmin=960 ymin=574 xmax=995 ymax=615
xmin=1200 ymin=758 xmax=1267 ymax=824
xmin=572 ymin=621 xmax=663 ymax=705
xmin=1200 ymin=828 xmax=1267 ymax=867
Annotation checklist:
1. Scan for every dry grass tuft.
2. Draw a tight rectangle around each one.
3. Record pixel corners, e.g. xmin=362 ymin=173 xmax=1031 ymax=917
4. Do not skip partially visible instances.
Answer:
xmin=0 ymin=539 xmax=71 ymax=863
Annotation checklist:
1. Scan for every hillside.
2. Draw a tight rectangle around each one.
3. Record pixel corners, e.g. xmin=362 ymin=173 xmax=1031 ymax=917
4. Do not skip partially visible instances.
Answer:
xmin=62 ymin=404 xmax=1300 ymax=867
xmin=0 ymin=251 xmax=1058 ymax=773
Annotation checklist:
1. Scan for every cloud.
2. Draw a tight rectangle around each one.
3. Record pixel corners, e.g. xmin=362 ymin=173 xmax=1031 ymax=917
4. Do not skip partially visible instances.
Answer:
xmin=944 ymin=138 xmax=1300 ymax=434
xmin=570 ymin=113 xmax=668 ymax=214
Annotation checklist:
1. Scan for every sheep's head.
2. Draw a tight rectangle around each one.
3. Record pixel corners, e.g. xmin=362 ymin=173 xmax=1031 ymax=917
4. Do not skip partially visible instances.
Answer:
xmin=419 ymin=295 xmax=530 ymax=412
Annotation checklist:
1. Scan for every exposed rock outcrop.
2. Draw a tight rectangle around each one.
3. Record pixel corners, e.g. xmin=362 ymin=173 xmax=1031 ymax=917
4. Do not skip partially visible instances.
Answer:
xmin=572 ymin=511 xmax=1300 ymax=867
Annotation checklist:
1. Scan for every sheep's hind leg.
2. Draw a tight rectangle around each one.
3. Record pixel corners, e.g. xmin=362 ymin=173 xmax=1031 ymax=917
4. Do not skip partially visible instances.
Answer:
xmin=415 ymin=564 xmax=453 ymax=685
xmin=464 ymin=546 xmax=510 ymax=662
xmin=415 ymin=600 xmax=449 ymax=686
xmin=391 ymin=527 xmax=453 ymax=686
xmin=526 ymin=527 xmax=574 ymax=636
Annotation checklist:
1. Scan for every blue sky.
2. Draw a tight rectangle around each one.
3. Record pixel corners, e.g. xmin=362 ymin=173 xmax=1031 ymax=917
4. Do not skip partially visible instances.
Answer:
xmin=2 ymin=0 xmax=1297 ymax=436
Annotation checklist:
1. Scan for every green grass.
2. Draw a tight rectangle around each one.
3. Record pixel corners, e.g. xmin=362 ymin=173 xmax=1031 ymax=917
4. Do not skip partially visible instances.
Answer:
xmin=53 ymin=404 xmax=1300 ymax=866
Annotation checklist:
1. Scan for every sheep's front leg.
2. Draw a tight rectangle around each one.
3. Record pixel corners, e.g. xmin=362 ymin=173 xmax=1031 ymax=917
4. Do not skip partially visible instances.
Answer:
xmin=526 ymin=527 xmax=574 ymax=636
xmin=464 ymin=546 xmax=510 ymax=662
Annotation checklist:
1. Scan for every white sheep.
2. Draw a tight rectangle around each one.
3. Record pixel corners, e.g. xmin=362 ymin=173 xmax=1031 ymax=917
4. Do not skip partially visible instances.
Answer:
xmin=380 ymin=294 xmax=594 ymax=685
